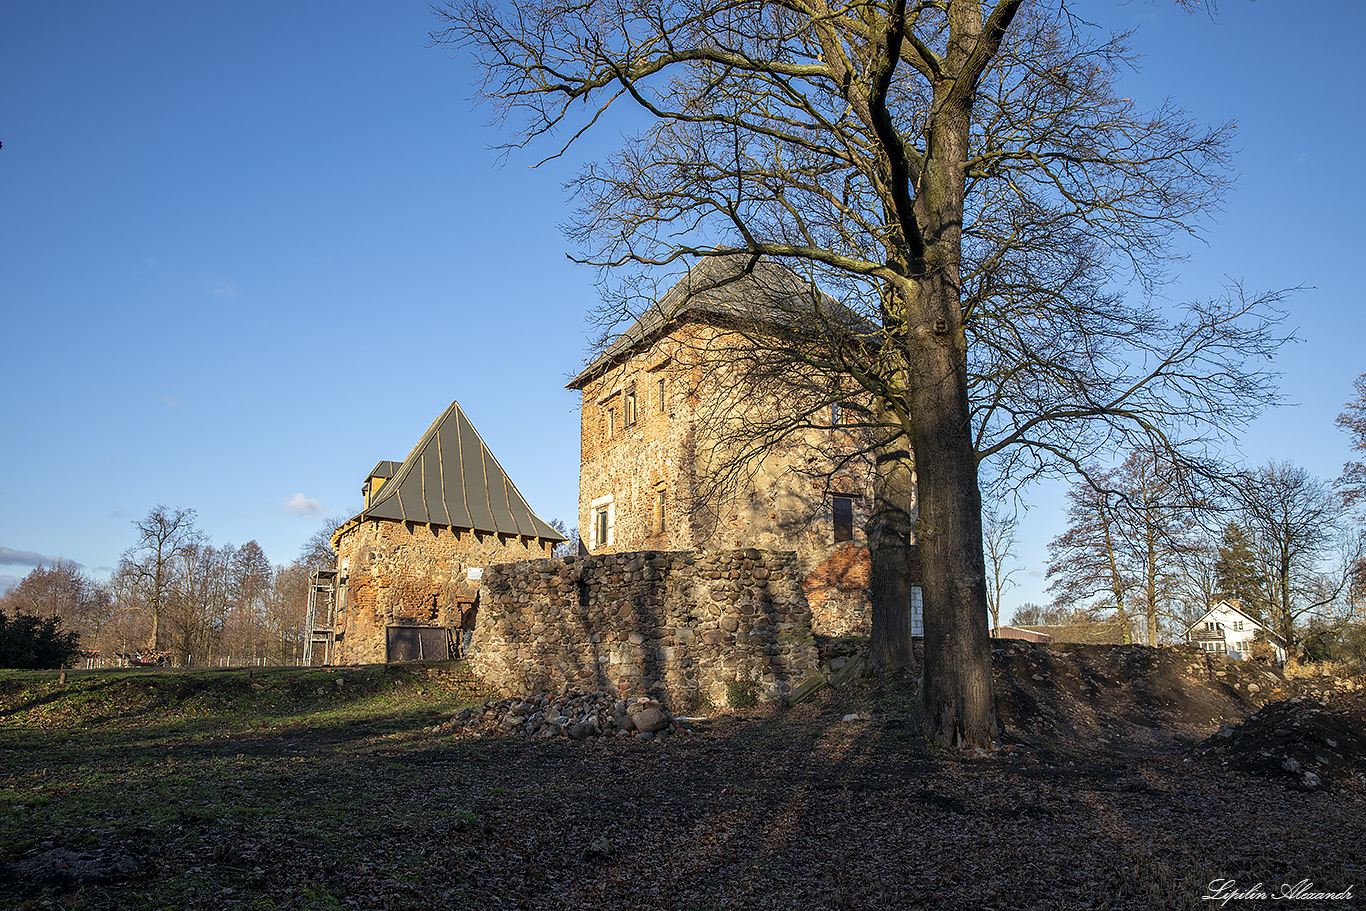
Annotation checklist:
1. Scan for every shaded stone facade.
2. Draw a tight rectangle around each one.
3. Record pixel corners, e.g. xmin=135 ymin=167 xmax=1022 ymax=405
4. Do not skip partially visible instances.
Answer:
xmin=468 ymin=548 xmax=819 ymax=707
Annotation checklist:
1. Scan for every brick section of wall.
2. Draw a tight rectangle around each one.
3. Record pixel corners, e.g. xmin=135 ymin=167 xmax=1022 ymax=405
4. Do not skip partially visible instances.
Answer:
xmin=334 ymin=519 xmax=554 ymax=665
xmin=804 ymin=542 xmax=873 ymax=636
xmin=468 ymin=548 xmax=819 ymax=708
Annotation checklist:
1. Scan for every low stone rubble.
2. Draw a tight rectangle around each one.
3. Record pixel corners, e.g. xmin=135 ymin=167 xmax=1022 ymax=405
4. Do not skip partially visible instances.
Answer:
xmin=432 ymin=691 xmax=680 ymax=742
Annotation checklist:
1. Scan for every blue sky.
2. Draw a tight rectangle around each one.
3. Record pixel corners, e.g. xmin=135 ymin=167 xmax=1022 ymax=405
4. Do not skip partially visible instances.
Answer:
xmin=1 ymin=2 xmax=1362 ymax=613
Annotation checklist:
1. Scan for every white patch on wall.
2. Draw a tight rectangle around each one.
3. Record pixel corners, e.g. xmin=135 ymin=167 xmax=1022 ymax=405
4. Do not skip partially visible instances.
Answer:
xmin=910 ymin=586 xmax=924 ymax=637
xmin=590 ymin=494 xmax=615 ymax=547
xmin=467 ymin=567 xmax=484 ymax=581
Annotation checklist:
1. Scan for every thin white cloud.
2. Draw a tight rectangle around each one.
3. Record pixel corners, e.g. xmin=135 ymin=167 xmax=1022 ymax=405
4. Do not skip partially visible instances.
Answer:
xmin=211 ymin=281 xmax=238 ymax=300
xmin=163 ymin=395 xmax=182 ymax=408
xmin=284 ymin=493 xmax=325 ymax=517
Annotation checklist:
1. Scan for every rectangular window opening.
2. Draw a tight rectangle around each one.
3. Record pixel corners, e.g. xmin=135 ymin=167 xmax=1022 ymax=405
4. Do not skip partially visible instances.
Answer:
xmin=624 ymin=385 xmax=637 ymax=428
xmin=833 ymin=495 xmax=854 ymax=542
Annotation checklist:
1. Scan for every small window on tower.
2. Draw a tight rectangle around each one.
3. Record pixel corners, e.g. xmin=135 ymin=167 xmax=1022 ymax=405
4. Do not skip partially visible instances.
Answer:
xmin=657 ymin=377 xmax=666 ymax=413
xmin=655 ymin=488 xmax=667 ymax=533
xmin=594 ymin=505 xmax=609 ymax=546
xmin=833 ymin=495 xmax=854 ymax=542
xmin=607 ymin=407 xmax=616 ymax=438
xmin=624 ymin=385 xmax=637 ymax=428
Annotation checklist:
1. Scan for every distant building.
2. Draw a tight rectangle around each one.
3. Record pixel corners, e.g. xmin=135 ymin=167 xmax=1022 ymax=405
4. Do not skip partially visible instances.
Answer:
xmin=992 ymin=625 xmax=1054 ymax=644
xmin=1184 ymin=600 xmax=1286 ymax=663
xmin=566 ymin=256 xmax=920 ymax=637
xmin=1010 ymin=620 xmax=1129 ymax=645
xmin=318 ymin=401 xmax=565 ymax=665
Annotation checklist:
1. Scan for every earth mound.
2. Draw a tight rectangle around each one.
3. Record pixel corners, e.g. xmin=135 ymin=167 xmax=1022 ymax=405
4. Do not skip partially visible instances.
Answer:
xmin=1197 ymin=688 xmax=1366 ymax=788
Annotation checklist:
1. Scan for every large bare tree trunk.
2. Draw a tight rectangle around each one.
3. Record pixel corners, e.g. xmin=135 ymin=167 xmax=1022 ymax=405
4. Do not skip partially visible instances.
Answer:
xmin=908 ymin=334 xmax=997 ymax=749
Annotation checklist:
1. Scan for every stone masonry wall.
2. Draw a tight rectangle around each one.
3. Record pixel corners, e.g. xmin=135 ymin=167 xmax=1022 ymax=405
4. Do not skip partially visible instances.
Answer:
xmin=334 ymin=519 xmax=555 ymax=665
xmin=468 ymin=548 xmax=819 ymax=708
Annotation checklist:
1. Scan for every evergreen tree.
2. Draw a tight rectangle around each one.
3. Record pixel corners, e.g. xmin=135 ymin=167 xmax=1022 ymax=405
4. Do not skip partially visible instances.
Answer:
xmin=1212 ymin=522 xmax=1267 ymax=620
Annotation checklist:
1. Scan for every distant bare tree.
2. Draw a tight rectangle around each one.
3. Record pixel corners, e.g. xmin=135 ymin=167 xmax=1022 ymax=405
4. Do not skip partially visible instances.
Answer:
xmin=0 ymin=560 xmax=111 ymax=660
xmin=1114 ymin=450 xmax=1204 ymax=645
xmin=1337 ymin=373 xmax=1366 ymax=512
xmin=298 ymin=515 xmax=348 ymax=571
xmin=982 ymin=504 xmax=1020 ymax=634
xmin=1046 ymin=469 xmax=1133 ymax=643
xmin=549 ymin=519 xmax=580 ymax=559
xmin=115 ymin=506 xmax=203 ymax=652
xmin=1236 ymin=463 xmax=1344 ymax=664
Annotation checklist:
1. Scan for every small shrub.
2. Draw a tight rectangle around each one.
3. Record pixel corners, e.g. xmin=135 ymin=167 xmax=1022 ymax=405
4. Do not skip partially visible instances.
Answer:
xmin=726 ymin=678 xmax=758 ymax=709
xmin=687 ymin=690 xmax=716 ymax=715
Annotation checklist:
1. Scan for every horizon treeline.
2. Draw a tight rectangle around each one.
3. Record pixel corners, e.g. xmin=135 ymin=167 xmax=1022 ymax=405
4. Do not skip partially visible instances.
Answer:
xmin=0 ymin=507 xmax=343 ymax=667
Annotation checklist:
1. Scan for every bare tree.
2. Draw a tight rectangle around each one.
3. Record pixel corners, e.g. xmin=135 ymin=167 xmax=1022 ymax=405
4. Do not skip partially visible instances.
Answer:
xmin=982 ymin=503 xmax=1020 ymax=634
xmin=1337 ymin=373 xmax=1366 ymax=511
xmin=1045 ymin=468 xmax=1133 ymax=643
xmin=1115 ymin=450 xmax=1204 ymax=645
xmin=549 ymin=518 xmax=581 ymax=558
xmin=266 ymin=562 xmax=312 ymax=665
xmin=226 ymin=541 xmax=273 ymax=664
xmin=298 ymin=515 xmax=347 ymax=571
xmin=0 ymin=560 xmax=111 ymax=651
xmin=435 ymin=0 xmax=1288 ymax=748
xmin=116 ymin=506 xmax=203 ymax=652
xmin=1236 ymin=463 xmax=1344 ymax=664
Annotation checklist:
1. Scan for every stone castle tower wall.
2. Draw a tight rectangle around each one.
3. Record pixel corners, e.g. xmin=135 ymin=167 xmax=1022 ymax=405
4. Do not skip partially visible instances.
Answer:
xmin=574 ymin=321 xmax=882 ymax=637
xmin=333 ymin=519 xmax=554 ymax=665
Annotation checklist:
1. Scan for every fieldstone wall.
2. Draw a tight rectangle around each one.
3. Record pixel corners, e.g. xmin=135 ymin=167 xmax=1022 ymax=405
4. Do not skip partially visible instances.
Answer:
xmin=468 ymin=548 xmax=819 ymax=708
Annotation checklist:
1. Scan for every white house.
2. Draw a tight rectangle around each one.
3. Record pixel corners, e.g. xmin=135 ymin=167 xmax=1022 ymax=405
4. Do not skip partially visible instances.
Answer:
xmin=1184 ymin=600 xmax=1287 ymax=664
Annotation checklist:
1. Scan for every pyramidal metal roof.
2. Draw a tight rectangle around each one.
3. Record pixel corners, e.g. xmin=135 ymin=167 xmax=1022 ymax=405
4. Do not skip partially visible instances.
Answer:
xmin=348 ymin=401 xmax=565 ymax=542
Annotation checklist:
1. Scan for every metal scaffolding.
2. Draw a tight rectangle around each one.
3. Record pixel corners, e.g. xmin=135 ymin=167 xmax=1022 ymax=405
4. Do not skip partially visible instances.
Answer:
xmin=304 ymin=569 xmax=339 ymax=666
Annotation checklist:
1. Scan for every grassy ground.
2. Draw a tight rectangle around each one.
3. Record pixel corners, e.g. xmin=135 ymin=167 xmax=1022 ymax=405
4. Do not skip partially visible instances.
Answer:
xmin=0 ymin=663 xmax=486 ymax=910
xmin=2 ymin=657 xmax=1363 ymax=911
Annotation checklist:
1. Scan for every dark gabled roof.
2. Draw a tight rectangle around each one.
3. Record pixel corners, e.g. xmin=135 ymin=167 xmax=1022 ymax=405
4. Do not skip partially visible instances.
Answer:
xmin=567 ymin=254 xmax=871 ymax=390
xmin=367 ymin=460 xmax=401 ymax=480
xmin=338 ymin=401 xmax=565 ymax=543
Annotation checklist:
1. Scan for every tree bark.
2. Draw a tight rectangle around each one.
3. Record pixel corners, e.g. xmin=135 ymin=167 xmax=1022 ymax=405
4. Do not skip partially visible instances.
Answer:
xmin=867 ymin=400 xmax=919 ymax=673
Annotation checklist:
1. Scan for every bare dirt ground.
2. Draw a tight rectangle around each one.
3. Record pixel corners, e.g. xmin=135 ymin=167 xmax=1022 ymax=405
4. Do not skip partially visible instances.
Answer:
xmin=1 ymin=645 xmax=1363 ymax=911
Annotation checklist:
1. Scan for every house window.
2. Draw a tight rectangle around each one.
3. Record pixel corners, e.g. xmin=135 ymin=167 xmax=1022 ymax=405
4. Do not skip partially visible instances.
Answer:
xmin=833 ymin=495 xmax=854 ymax=542
xmin=624 ymin=385 xmax=637 ymax=428
xmin=657 ymin=377 xmax=666 ymax=413
xmin=1233 ymin=620 xmax=1244 ymax=631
